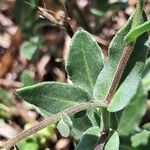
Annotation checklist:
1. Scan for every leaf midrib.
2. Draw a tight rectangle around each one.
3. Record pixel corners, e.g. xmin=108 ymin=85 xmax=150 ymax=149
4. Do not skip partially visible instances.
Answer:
xmin=81 ymin=41 xmax=94 ymax=92
xmin=33 ymin=94 xmax=85 ymax=105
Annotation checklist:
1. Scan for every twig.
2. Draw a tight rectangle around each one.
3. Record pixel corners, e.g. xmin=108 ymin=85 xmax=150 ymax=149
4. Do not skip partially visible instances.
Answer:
xmin=104 ymin=43 xmax=134 ymax=103
xmin=62 ymin=2 xmax=74 ymax=37
xmin=1 ymin=101 xmax=108 ymax=150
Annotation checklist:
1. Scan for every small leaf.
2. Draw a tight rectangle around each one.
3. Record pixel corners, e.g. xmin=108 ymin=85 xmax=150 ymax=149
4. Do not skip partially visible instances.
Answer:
xmin=57 ymin=119 xmax=70 ymax=137
xmin=75 ymin=126 xmax=100 ymax=150
xmin=14 ymin=0 xmax=38 ymax=31
xmin=117 ymin=84 xmax=147 ymax=135
xmin=21 ymin=70 xmax=34 ymax=86
xmin=131 ymin=130 xmax=150 ymax=148
xmin=57 ymin=114 xmax=73 ymax=137
xmin=87 ymin=109 xmax=100 ymax=127
xmin=0 ymin=88 xmax=12 ymax=106
xmin=16 ymin=82 xmax=91 ymax=114
xmin=142 ymin=123 xmax=150 ymax=130
xmin=104 ymin=130 xmax=119 ymax=150
xmin=20 ymin=36 xmax=40 ymax=60
xmin=17 ymin=137 xmax=39 ymax=150
xmin=66 ymin=29 xmax=103 ymax=96
xmin=142 ymin=58 xmax=150 ymax=91
xmin=124 ymin=21 xmax=150 ymax=42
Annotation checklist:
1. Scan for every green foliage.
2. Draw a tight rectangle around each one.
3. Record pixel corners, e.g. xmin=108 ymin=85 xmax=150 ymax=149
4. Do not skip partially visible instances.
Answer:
xmin=17 ymin=138 xmax=39 ymax=150
xmin=131 ymin=130 xmax=150 ymax=148
xmin=0 ymin=88 xmax=12 ymax=119
xmin=0 ymin=88 xmax=12 ymax=106
xmin=94 ymin=11 xmax=148 ymax=112
xmin=104 ymin=130 xmax=119 ymax=150
xmin=57 ymin=114 xmax=73 ymax=137
xmin=21 ymin=70 xmax=34 ymax=86
xmin=14 ymin=0 xmax=38 ymax=32
xmin=125 ymin=21 xmax=150 ymax=42
xmin=71 ymin=114 xmax=92 ymax=140
xmin=75 ymin=126 xmax=100 ymax=150
xmin=93 ymin=14 xmax=134 ymax=100
xmin=14 ymin=1 xmax=150 ymax=149
xmin=142 ymin=58 xmax=150 ymax=91
xmin=66 ymin=29 xmax=103 ymax=96
xmin=117 ymin=85 xmax=147 ymax=135
xmin=107 ymin=62 xmax=143 ymax=112
xmin=17 ymin=124 xmax=55 ymax=150
xmin=20 ymin=36 xmax=41 ymax=60
xmin=16 ymin=82 xmax=91 ymax=114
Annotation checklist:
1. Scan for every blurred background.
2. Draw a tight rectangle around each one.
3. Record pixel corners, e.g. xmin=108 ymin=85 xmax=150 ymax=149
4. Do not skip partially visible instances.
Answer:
xmin=0 ymin=0 xmax=150 ymax=149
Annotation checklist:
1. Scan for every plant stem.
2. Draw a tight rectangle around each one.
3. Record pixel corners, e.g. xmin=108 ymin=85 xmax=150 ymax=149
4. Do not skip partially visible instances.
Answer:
xmin=94 ymin=108 xmax=110 ymax=150
xmin=100 ymin=107 xmax=110 ymax=132
xmin=104 ymin=0 xmax=145 ymax=103
xmin=1 ymin=101 xmax=107 ymax=150
xmin=104 ymin=42 xmax=134 ymax=103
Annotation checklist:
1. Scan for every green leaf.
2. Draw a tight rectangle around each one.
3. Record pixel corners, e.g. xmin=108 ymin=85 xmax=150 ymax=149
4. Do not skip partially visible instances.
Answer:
xmin=104 ymin=130 xmax=119 ymax=150
xmin=13 ymin=0 xmax=38 ymax=34
xmin=124 ymin=21 xmax=150 ymax=42
xmin=16 ymin=82 xmax=91 ymax=114
xmin=71 ymin=115 xmax=92 ymax=140
xmin=14 ymin=0 xmax=37 ymax=32
xmin=108 ymin=27 xmax=148 ymax=112
xmin=21 ymin=70 xmax=34 ymax=86
xmin=66 ymin=29 xmax=103 ymax=96
xmin=131 ymin=130 xmax=150 ymax=148
xmin=119 ymin=136 xmax=134 ymax=150
xmin=87 ymin=109 xmax=100 ymax=127
xmin=142 ymin=123 xmax=150 ymax=130
xmin=142 ymin=58 xmax=150 ymax=91
xmin=17 ymin=137 xmax=39 ymax=150
xmin=94 ymin=12 xmax=148 ymax=112
xmin=20 ymin=36 xmax=41 ymax=60
xmin=142 ymin=58 xmax=150 ymax=77
xmin=117 ymin=85 xmax=147 ymax=136
xmin=0 ymin=103 xmax=10 ymax=119
xmin=93 ymin=13 xmax=134 ymax=100
xmin=57 ymin=114 xmax=73 ymax=137
xmin=0 ymin=88 xmax=12 ymax=106
xmin=107 ymin=63 xmax=143 ymax=112
xmin=57 ymin=119 xmax=71 ymax=137
xmin=75 ymin=126 xmax=100 ymax=150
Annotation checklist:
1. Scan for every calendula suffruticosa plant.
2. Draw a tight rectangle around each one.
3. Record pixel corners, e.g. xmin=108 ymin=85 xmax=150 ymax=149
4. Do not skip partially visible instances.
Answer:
xmin=1 ymin=0 xmax=150 ymax=149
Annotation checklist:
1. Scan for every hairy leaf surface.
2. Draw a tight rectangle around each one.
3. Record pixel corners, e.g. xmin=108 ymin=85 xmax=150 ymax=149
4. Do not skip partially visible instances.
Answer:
xmin=75 ymin=126 xmax=100 ymax=150
xmin=117 ymin=85 xmax=147 ymax=135
xmin=16 ymin=82 xmax=91 ymax=114
xmin=66 ymin=29 xmax=103 ymax=96
xmin=94 ymin=12 xmax=148 ymax=112
xmin=104 ymin=130 xmax=119 ymax=150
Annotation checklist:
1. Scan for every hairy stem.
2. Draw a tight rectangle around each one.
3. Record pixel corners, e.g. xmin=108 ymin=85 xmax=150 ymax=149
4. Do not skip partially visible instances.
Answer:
xmin=94 ymin=107 xmax=110 ymax=150
xmin=1 ymin=101 xmax=107 ymax=150
xmin=105 ymin=43 xmax=135 ymax=102
xmin=100 ymin=107 xmax=110 ymax=132
xmin=104 ymin=0 xmax=146 ymax=103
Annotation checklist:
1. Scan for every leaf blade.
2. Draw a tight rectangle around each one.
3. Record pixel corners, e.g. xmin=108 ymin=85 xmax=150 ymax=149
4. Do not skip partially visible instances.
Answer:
xmin=75 ymin=126 xmax=100 ymax=150
xmin=93 ymin=13 xmax=134 ymax=100
xmin=66 ymin=29 xmax=103 ymax=96
xmin=16 ymin=82 xmax=91 ymax=114
xmin=104 ymin=130 xmax=119 ymax=150
xmin=117 ymin=84 xmax=147 ymax=135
